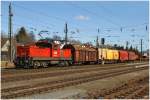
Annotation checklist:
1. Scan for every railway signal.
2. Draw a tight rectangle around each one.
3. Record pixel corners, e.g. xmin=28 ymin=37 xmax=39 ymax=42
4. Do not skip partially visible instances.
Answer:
xmin=101 ymin=38 xmax=105 ymax=45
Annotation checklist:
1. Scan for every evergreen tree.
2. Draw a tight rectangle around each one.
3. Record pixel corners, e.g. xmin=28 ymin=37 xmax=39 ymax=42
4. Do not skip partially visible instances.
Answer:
xmin=15 ymin=27 xmax=35 ymax=44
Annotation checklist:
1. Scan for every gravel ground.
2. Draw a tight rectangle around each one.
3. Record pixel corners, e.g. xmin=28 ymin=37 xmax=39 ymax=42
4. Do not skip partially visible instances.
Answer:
xmin=17 ymin=69 xmax=148 ymax=99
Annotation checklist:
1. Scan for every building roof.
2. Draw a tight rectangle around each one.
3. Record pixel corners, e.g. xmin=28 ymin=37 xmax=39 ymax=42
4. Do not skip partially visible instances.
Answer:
xmin=1 ymin=37 xmax=17 ymax=52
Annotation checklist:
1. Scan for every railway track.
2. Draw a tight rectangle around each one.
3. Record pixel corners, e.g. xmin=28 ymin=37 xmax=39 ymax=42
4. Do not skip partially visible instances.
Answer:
xmin=126 ymin=84 xmax=148 ymax=99
xmin=2 ymin=67 xmax=137 ymax=91
xmin=1 ymin=65 xmax=148 ymax=99
xmin=2 ymin=62 xmax=148 ymax=83
xmin=2 ymin=62 xmax=147 ymax=76
xmin=87 ymin=76 xmax=149 ymax=99
xmin=1 ymin=63 xmax=129 ymax=76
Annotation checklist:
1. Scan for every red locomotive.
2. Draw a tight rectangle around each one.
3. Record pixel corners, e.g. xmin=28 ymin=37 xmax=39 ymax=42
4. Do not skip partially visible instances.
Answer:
xmin=14 ymin=40 xmax=72 ymax=68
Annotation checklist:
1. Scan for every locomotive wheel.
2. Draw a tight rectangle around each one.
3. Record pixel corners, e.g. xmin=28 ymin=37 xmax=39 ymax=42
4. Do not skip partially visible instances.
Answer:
xmin=33 ymin=61 xmax=40 ymax=68
xmin=23 ymin=62 xmax=30 ymax=69
xmin=24 ymin=64 xmax=29 ymax=69
xmin=42 ymin=62 xmax=48 ymax=68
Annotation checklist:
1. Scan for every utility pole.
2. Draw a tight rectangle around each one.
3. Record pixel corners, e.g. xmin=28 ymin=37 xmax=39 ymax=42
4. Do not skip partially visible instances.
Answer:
xmin=96 ymin=28 xmax=99 ymax=47
xmin=126 ymin=41 xmax=129 ymax=50
xmin=96 ymin=28 xmax=100 ymax=47
xmin=140 ymin=39 xmax=143 ymax=61
xmin=96 ymin=28 xmax=99 ymax=64
xmin=96 ymin=36 xmax=99 ymax=48
xmin=8 ymin=2 xmax=13 ymax=62
xmin=64 ymin=22 xmax=68 ymax=44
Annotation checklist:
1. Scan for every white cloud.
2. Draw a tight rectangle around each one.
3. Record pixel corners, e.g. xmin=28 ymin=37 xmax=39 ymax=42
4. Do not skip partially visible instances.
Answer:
xmin=75 ymin=15 xmax=89 ymax=21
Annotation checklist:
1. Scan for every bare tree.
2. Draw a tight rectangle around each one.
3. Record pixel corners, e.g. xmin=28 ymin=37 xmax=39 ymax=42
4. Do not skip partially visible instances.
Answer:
xmin=84 ymin=42 xmax=93 ymax=46
xmin=52 ymin=35 xmax=61 ymax=40
xmin=29 ymin=32 xmax=36 ymax=42
xmin=69 ymin=39 xmax=82 ymax=44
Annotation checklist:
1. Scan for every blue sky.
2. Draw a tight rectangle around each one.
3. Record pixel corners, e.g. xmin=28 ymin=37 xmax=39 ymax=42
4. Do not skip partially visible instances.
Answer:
xmin=1 ymin=1 xmax=149 ymax=51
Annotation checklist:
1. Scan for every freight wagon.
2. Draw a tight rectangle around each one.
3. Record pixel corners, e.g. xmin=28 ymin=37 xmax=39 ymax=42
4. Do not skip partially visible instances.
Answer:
xmin=63 ymin=44 xmax=97 ymax=64
xmin=128 ymin=51 xmax=138 ymax=61
xmin=98 ymin=48 xmax=119 ymax=64
xmin=98 ymin=48 xmax=139 ymax=64
xmin=119 ymin=50 xmax=129 ymax=62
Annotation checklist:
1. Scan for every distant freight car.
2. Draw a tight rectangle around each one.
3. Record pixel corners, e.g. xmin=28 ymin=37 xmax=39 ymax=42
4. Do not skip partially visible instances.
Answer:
xmin=63 ymin=44 xmax=97 ymax=64
xmin=128 ymin=51 xmax=137 ymax=61
xmin=106 ymin=49 xmax=114 ymax=61
xmin=98 ymin=48 xmax=107 ymax=60
xmin=119 ymin=50 xmax=129 ymax=62
xmin=112 ymin=50 xmax=119 ymax=61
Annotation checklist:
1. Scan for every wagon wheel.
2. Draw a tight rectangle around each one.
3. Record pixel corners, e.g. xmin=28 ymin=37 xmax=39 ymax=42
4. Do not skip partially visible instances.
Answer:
xmin=58 ymin=61 xmax=63 ymax=67
xmin=68 ymin=61 xmax=73 ymax=66
xmin=65 ymin=61 xmax=69 ymax=67
xmin=33 ymin=61 xmax=40 ymax=68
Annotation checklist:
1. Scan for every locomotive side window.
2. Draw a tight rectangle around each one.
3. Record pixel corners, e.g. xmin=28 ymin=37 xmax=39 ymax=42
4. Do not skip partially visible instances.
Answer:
xmin=36 ymin=42 xmax=51 ymax=48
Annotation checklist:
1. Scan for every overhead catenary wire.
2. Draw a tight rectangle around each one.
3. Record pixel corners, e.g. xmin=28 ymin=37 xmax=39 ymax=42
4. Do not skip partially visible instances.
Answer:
xmin=97 ymin=5 xmax=149 ymax=32
xmin=1 ymin=1 xmax=148 ymax=47
xmin=12 ymin=3 xmax=67 ymax=22
xmin=69 ymin=2 xmax=121 ymax=27
xmin=2 ymin=12 xmax=54 ymax=32
xmin=12 ymin=3 xmax=85 ymax=32
xmin=67 ymin=22 xmax=148 ymax=34
xmin=12 ymin=4 xmax=55 ymax=28
xmin=97 ymin=5 xmax=131 ymax=25
xmin=13 ymin=13 xmax=53 ymax=30
xmin=1 ymin=20 xmax=46 ymax=37
xmin=67 ymin=2 xmax=148 ymax=33
xmin=6 ymin=3 xmax=148 ymax=34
